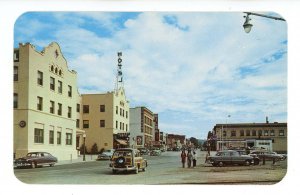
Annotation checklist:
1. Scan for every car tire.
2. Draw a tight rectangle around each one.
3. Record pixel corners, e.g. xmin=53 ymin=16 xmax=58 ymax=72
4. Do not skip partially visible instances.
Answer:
xmin=245 ymin=160 xmax=251 ymax=166
xmin=218 ymin=162 xmax=224 ymax=167
xmin=112 ymin=169 xmax=117 ymax=174
xmin=49 ymin=163 xmax=55 ymax=167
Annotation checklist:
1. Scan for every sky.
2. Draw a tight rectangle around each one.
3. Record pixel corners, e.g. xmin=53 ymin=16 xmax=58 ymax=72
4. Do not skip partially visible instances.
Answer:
xmin=14 ymin=12 xmax=287 ymax=139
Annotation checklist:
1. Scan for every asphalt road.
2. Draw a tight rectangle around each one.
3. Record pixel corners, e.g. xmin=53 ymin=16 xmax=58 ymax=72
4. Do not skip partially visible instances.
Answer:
xmin=14 ymin=150 xmax=287 ymax=184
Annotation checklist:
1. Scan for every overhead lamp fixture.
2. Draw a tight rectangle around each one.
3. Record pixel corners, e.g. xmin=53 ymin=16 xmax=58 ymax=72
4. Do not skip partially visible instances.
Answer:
xmin=243 ymin=12 xmax=286 ymax=33
xmin=243 ymin=13 xmax=253 ymax=33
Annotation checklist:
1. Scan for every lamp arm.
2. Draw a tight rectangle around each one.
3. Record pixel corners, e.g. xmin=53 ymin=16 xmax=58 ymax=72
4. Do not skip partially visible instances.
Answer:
xmin=244 ymin=12 xmax=285 ymax=21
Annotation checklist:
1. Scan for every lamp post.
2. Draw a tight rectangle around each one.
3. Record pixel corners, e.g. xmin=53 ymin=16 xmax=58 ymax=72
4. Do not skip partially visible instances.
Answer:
xmin=243 ymin=12 xmax=285 ymax=33
xmin=83 ymin=133 xmax=86 ymax=161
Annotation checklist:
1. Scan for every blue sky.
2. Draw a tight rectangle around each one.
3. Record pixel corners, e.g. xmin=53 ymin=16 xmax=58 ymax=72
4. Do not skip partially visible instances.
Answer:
xmin=14 ymin=12 xmax=287 ymax=139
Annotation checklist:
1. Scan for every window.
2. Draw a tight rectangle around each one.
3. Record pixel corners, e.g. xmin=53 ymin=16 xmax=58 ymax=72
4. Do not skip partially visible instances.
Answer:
xmin=126 ymin=124 xmax=128 ymax=131
xmin=58 ymin=80 xmax=62 ymax=94
xmin=231 ymin=130 xmax=236 ymax=137
xmin=252 ymin=130 xmax=257 ymax=136
xmin=120 ymin=108 xmax=122 ymax=116
xmin=258 ymin=130 xmax=262 ymax=136
xmin=14 ymin=66 xmax=18 ymax=81
xmin=222 ymin=130 xmax=226 ymax=137
xmin=246 ymin=130 xmax=250 ymax=136
xmin=126 ymin=111 xmax=128 ymax=118
xmin=14 ymin=50 xmax=19 ymax=62
xmin=77 ymin=104 xmax=80 ymax=112
xmin=50 ymin=77 xmax=55 ymax=90
xmin=68 ymin=106 xmax=72 ymax=118
xmin=116 ymin=121 xmax=118 ymax=129
xmin=76 ymin=119 xmax=80 ymax=128
xmin=37 ymin=71 xmax=43 ymax=86
xmin=58 ymin=103 xmax=62 ymax=115
xmin=240 ymin=130 xmax=244 ymax=136
xmin=34 ymin=128 xmax=44 ymax=143
xmin=264 ymin=130 xmax=269 ymax=136
xmin=83 ymin=120 xmax=89 ymax=128
xmin=68 ymin=85 xmax=72 ymax=97
xmin=57 ymin=132 xmax=61 ymax=145
xmin=100 ymin=105 xmax=105 ymax=112
xmin=116 ymin=106 xmax=118 ymax=114
xmin=50 ymin=101 xmax=55 ymax=114
xmin=14 ymin=93 xmax=18 ymax=108
xmin=279 ymin=130 xmax=285 ymax=136
xmin=66 ymin=133 xmax=72 ymax=145
xmin=270 ymin=130 xmax=275 ymax=136
xmin=37 ymin=96 xmax=43 ymax=111
xmin=83 ymin=105 xmax=89 ymax=113
xmin=100 ymin=120 xmax=105 ymax=128
xmin=49 ymin=130 xmax=54 ymax=144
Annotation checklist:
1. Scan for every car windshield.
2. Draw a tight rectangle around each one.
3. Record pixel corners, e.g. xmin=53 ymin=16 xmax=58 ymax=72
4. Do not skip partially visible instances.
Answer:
xmin=114 ymin=151 xmax=132 ymax=157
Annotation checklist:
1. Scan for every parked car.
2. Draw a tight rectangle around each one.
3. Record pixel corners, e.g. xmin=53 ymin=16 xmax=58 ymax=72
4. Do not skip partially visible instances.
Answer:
xmin=14 ymin=152 xmax=57 ymax=168
xmin=207 ymin=150 xmax=257 ymax=166
xmin=97 ymin=149 xmax=114 ymax=160
xmin=235 ymin=149 xmax=260 ymax=165
xmin=137 ymin=148 xmax=149 ymax=155
xmin=149 ymin=149 xmax=161 ymax=156
xmin=110 ymin=148 xmax=147 ymax=174
xmin=250 ymin=151 xmax=285 ymax=161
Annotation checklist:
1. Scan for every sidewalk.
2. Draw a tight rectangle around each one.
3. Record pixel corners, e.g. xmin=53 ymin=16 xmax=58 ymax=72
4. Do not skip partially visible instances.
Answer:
xmin=56 ymin=154 xmax=98 ymax=166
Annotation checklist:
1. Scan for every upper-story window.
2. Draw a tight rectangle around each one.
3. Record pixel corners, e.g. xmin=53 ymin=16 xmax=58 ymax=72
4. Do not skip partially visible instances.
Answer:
xmin=66 ymin=133 xmax=72 ymax=145
xmin=264 ymin=130 xmax=269 ymax=136
xmin=50 ymin=77 xmax=55 ymax=90
xmin=50 ymin=100 xmax=55 ymax=114
xmin=270 ymin=130 xmax=275 ymax=136
xmin=58 ymin=103 xmax=62 ymax=116
xmin=14 ymin=66 xmax=18 ymax=81
xmin=279 ymin=130 xmax=285 ymax=136
xmin=37 ymin=96 xmax=43 ymax=111
xmin=68 ymin=85 xmax=72 ymax=97
xmin=252 ymin=130 xmax=257 ymax=136
xmin=240 ymin=130 xmax=244 ymax=136
xmin=100 ymin=105 xmax=105 ymax=112
xmin=37 ymin=71 xmax=43 ymax=86
xmin=14 ymin=50 xmax=19 ymax=62
xmin=58 ymin=80 xmax=63 ymax=94
xmin=77 ymin=104 xmax=80 ymax=113
xmin=116 ymin=106 xmax=118 ymax=114
xmin=230 ymin=130 xmax=236 ymax=137
xmin=83 ymin=105 xmax=89 ymax=113
xmin=246 ymin=130 xmax=250 ymax=136
xmin=14 ymin=93 xmax=18 ymax=108
xmin=68 ymin=106 xmax=72 ymax=118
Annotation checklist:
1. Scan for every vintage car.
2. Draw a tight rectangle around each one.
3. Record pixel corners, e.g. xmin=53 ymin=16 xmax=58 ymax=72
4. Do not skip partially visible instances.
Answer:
xmin=110 ymin=148 xmax=147 ymax=174
xmin=207 ymin=150 xmax=257 ymax=166
xmin=250 ymin=151 xmax=285 ymax=161
xmin=97 ymin=149 xmax=115 ymax=160
xmin=149 ymin=149 xmax=161 ymax=156
xmin=14 ymin=152 xmax=58 ymax=168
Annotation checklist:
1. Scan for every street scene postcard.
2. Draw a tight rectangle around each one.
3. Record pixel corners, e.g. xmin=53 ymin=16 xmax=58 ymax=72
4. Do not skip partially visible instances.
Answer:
xmin=12 ymin=12 xmax=287 ymax=187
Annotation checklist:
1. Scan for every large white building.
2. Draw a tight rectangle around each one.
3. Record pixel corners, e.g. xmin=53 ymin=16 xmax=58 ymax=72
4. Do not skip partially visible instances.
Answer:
xmin=14 ymin=42 xmax=82 ymax=160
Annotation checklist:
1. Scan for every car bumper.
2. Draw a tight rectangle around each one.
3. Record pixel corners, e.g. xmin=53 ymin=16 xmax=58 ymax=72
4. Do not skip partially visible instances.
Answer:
xmin=112 ymin=166 xmax=137 ymax=171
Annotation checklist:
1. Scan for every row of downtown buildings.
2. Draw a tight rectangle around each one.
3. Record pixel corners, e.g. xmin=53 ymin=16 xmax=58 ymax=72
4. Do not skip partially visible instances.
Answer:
xmin=13 ymin=42 xmax=287 ymax=161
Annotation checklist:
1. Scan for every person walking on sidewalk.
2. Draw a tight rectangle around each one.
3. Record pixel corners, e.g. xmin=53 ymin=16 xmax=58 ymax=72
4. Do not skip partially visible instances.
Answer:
xmin=181 ymin=150 xmax=187 ymax=168
xmin=187 ymin=150 xmax=193 ymax=168
xmin=192 ymin=150 xmax=197 ymax=167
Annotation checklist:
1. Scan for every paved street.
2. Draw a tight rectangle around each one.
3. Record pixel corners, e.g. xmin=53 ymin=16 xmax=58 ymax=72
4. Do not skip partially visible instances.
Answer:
xmin=14 ymin=150 xmax=287 ymax=184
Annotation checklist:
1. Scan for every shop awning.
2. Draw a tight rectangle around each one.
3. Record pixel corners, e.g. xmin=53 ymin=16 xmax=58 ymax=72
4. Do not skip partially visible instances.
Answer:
xmin=115 ymin=139 xmax=128 ymax=145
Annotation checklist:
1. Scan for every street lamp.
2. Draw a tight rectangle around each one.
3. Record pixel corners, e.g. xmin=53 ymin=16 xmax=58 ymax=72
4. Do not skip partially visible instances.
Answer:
xmin=83 ymin=133 xmax=86 ymax=161
xmin=243 ymin=12 xmax=285 ymax=33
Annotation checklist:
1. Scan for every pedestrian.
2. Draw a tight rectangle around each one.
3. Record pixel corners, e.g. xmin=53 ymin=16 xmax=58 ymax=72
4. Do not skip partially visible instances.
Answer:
xmin=180 ymin=150 xmax=187 ymax=168
xmin=192 ymin=151 xmax=197 ymax=167
xmin=187 ymin=150 xmax=193 ymax=168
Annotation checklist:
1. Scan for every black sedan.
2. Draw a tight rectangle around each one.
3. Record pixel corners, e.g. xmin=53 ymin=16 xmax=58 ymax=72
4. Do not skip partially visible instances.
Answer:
xmin=14 ymin=152 xmax=58 ymax=168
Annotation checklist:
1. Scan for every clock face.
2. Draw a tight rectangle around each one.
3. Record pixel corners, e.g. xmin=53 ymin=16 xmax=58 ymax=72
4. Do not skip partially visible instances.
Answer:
xmin=19 ymin=120 xmax=26 ymax=128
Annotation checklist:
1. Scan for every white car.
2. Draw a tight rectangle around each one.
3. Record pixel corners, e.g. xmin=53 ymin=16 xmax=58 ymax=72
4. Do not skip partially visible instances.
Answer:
xmin=97 ymin=149 xmax=115 ymax=160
